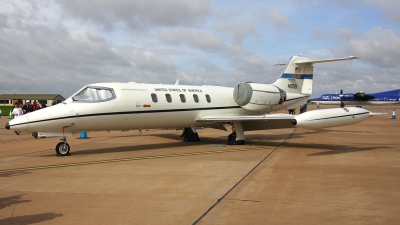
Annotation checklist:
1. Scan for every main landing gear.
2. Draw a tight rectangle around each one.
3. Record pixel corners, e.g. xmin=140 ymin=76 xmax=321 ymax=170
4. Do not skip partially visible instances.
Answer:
xmin=227 ymin=122 xmax=246 ymax=145
xmin=181 ymin=127 xmax=200 ymax=142
xmin=181 ymin=122 xmax=246 ymax=145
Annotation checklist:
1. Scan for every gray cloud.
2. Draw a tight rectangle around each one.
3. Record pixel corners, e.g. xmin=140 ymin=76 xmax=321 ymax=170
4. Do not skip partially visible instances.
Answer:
xmin=335 ymin=27 xmax=360 ymax=41
xmin=343 ymin=27 xmax=400 ymax=68
xmin=0 ymin=3 xmax=182 ymax=96
xmin=55 ymin=0 xmax=211 ymax=31
xmin=0 ymin=0 xmax=398 ymax=99
xmin=157 ymin=28 xmax=279 ymax=83
xmin=266 ymin=10 xmax=296 ymax=31
xmin=194 ymin=58 xmax=221 ymax=71
xmin=128 ymin=48 xmax=177 ymax=74
xmin=157 ymin=28 xmax=241 ymax=54
xmin=214 ymin=20 xmax=256 ymax=44
xmin=0 ymin=24 xmax=132 ymax=95
xmin=364 ymin=0 xmax=400 ymax=25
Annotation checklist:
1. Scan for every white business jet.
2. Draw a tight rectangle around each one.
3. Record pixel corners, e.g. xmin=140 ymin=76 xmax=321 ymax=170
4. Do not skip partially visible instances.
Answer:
xmin=6 ymin=55 xmax=372 ymax=156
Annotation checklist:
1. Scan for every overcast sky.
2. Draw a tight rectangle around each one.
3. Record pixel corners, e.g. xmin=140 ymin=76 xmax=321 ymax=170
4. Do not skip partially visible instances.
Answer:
xmin=1 ymin=0 xmax=400 ymax=98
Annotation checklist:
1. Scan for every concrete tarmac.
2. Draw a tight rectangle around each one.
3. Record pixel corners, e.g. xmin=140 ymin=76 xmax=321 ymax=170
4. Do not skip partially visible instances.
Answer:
xmin=0 ymin=106 xmax=399 ymax=224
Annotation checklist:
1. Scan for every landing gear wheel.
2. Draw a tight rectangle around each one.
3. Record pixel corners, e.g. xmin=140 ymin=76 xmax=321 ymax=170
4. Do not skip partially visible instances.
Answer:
xmin=234 ymin=140 xmax=246 ymax=145
xmin=190 ymin=132 xmax=200 ymax=141
xmin=227 ymin=131 xmax=245 ymax=145
xmin=56 ymin=142 xmax=71 ymax=156
xmin=181 ymin=128 xmax=200 ymax=142
xmin=227 ymin=131 xmax=236 ymax=145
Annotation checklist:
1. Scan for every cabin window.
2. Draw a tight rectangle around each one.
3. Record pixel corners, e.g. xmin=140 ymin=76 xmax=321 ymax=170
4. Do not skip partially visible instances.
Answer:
xmin=166 ymin=94 xmax=172 ymax=103
xmin=72 ymin=86 xmax=115 ymax=102
xmin=180 ymin=94 xmax=186 ymax=103
xmin=193 ymin=94 xmax=199 ymax=103
xmin=151 ymin=93 xmax=158 ymax=103
xmin=205 ymin=94 xmax=211 ymax=103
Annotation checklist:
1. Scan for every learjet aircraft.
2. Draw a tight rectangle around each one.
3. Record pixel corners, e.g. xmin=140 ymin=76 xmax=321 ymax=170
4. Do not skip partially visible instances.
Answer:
xmin=5 ymin=55 xmax=374 ymax=156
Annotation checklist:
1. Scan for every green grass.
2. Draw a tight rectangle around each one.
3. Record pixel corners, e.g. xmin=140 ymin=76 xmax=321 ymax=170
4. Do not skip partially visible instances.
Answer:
xmin=0 ymin=106 xmax=14 ymax=116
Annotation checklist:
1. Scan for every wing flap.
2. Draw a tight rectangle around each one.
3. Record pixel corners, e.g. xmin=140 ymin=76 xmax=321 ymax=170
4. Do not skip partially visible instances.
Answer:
xmin=196 ymin=114 xmax=295 ymax=131
xmin=196 ymin=114 xmax=294 ymax=122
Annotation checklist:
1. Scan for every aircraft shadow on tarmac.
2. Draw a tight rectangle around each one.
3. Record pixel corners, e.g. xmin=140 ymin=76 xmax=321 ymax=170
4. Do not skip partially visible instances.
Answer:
xmin=0 ymin=194 xmax=30 ymax=210
xmin=0 ymin=171 xmax=31 ymax=178
xmin=143 ymin=132 xmax=302 ymax=146
xmin=0 ymin=194 xmax=63 ymax=224
xmin=39 ymin=131 xmax=384 ymax=156
xmin=40 ymin=132 xmax=298 ymax=156
xmin=42 ymin=139 xmax=200 ymax=157
xmin=151 ymin=132 xmax=303 ymax=142
xmin=0 ymin=213 xmax=63 ymax=225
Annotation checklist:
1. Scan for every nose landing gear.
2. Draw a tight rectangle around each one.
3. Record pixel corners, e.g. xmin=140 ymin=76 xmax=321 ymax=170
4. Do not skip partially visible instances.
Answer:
xmin=56 ymin=137 xmax=71 ymax=156
xmin=56 ymin=125 xmax=72 ymax=156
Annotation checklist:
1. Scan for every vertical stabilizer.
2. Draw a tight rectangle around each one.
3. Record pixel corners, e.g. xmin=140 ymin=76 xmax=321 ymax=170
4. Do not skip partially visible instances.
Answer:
xmin=273 ymin=56 xmax=358 ymax=96
xmin=273 ymin=56 xmax=314 ymax=95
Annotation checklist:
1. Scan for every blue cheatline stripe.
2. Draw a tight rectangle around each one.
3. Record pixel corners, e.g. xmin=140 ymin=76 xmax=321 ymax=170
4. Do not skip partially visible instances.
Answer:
xmin=280 ymin=74 xmax=313 ymax=79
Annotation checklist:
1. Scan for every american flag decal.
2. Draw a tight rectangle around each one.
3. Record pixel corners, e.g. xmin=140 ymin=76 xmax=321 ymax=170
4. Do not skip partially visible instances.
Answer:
xmin=295 ymin=67 xmax=302 ymax=73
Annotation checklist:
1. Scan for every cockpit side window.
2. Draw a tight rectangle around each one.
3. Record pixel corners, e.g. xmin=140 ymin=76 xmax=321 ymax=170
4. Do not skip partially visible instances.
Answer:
xmin=72 ymin=86 xmax=115 ymax=102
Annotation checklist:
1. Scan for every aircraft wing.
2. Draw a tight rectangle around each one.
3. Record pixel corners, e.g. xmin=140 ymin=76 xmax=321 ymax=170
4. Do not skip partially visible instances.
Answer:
xmin=197 ymin=114 xmax=296 ymax=131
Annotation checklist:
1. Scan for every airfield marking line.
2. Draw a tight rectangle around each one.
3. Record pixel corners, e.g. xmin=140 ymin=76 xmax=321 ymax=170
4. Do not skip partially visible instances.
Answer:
xmin=0 ymin=136 xmax=119 ymax=160
xmin=0 ymin=146 xmax=274 ymax=174
xmin=0 ymin=138 xmax=40 ymax=144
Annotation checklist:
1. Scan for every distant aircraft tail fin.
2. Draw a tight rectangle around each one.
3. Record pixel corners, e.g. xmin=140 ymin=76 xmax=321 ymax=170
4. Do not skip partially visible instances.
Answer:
xmin=272 ymin=56 xmax=358 ymax=96
xmin=374 ymin=89 xmax=400 ymax=95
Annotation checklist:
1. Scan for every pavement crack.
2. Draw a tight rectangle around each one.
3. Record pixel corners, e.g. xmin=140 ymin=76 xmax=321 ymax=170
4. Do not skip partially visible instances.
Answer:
xmin=192 ymin=130 xmax=296 ymax=225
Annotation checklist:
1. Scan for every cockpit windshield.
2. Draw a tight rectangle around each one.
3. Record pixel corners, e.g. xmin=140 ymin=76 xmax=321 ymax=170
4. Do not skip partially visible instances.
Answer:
xmin=72 ymin=86 xmax=115 ymax=102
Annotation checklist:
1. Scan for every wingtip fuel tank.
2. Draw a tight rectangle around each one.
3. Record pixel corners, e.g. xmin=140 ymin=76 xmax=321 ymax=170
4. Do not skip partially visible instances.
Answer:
xmin=292 ymin=107 xmax=371 ymax=129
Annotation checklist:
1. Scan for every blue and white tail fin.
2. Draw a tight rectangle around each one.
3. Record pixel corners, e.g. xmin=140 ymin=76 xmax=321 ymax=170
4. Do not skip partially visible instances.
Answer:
xmin=273 ymin=56 xmax=358 ymax=95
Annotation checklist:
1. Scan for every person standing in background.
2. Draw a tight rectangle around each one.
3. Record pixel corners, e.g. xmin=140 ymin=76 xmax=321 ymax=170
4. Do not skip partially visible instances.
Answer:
xmin=12 ymin=103 xmax=22 ymax=135
xmin=22 ymin=100 xmax=34 ymax=114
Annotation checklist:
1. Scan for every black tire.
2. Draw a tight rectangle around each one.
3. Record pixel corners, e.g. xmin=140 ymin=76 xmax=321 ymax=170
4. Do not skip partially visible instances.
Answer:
xmin=191 ymin=132 xmax=200 ymax=141
xmin=56 ymin=142 xmax=70 ymax=156
xmin=227 ymin=132 xmax=236 ymax=145
xmin=235 ymin=140 xmax=246 ymax=145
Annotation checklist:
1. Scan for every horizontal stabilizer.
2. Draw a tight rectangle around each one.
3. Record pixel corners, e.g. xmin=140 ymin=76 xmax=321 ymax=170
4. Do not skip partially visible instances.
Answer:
xmin=295 ymin=56 xmax=359 ymax=65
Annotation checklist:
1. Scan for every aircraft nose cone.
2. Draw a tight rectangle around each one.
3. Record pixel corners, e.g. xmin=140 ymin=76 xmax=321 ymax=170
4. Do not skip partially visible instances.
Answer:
xmin=5 ymin=122 xmax=10 ymax=130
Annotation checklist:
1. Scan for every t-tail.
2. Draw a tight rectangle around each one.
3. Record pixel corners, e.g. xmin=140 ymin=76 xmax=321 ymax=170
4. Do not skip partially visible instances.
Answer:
xmin=273 ymin=55 xmax=359 ymax=95
xmin=232 ymin=55 xmax=358 ymax=112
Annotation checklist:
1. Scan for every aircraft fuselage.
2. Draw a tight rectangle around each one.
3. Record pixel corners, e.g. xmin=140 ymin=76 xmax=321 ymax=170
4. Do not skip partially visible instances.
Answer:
xmin=9 ymin=82 xmax=307 ymax=134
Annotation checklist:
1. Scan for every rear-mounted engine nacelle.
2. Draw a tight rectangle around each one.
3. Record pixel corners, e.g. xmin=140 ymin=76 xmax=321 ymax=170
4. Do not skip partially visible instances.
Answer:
xmin=233 ymin=83 xmax=285 ymax=111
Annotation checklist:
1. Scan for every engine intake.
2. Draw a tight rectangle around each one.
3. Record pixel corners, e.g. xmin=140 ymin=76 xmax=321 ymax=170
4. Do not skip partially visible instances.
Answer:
xmin=233 ymin=83 xmax=285 ymax=111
